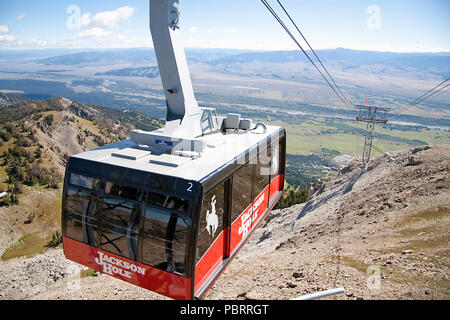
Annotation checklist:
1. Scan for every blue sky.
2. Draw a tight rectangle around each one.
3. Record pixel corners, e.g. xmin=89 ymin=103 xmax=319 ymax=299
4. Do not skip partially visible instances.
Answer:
xmin=0 ymin=0 xmax=449 ymax=52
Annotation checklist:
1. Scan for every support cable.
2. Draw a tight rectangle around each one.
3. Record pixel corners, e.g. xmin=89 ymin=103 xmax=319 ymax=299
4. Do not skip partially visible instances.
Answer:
xmin=391 ymin=78 xmax=449 ymax=119
xmin=276 ymin=0 xmax=354 ymax=110
xmin=260 ymin=0 xmax=352 ymax=110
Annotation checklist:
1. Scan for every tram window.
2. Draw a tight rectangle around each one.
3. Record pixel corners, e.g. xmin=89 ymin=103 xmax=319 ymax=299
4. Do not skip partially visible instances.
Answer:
xmin=101 ymin=197 xmax=141 ymax=260
xmin=231 ymin=163 xmax=253 ymax=223
xmin=64 ymin=187 xmax=100 ymax=246
xmin=147 ymin=192 xmax=190 ymax=213
xmin=105 ymin=182 xmax=141 ymax=201
xmin=147 ymin=192 xmax=166 ymax=207
xmin=166 ymin=197 xmax=190 ymax=212
xmin=255 ymin=146 xmax=271 ymax=197
xmin=197 ymin=182 xmax=225 ymax=263
xmin=272 ymin=136 xmax=285 ymax=177
xmin=69 ymin=173 xmax=101 ymax=191
xmin=142 ymin=206 xmax=190 ymax=275
xmin=271 ymin=144 xmax=280 ymax=176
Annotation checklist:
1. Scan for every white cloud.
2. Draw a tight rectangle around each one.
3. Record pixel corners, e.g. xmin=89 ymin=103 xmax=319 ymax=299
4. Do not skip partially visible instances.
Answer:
xmin=0 ymin=34 xmax=15 ymax=42
xmin=16 ymin=14 xmax=27 ymax=21
xmin=77 ymin=28 xmax=112 ymax=38
xmin=223 ymin=28 xmax=237 ymax=33
xmin=80 ymin=13 xmax=92 ymax=28
xmin=0 ymin=25 xmax=15 ymax=42
xmin=87 ymin=6 xmax=135 ymax=29
xmin=65 ymin=6 xmax=135 ymax=41
xmin=188 ymin=27 xmax=199 ymax=33
xmin=0 ymin=25 xmax=9 ymax=34
xmin=205 ymin=28 xmax=238 ymax=34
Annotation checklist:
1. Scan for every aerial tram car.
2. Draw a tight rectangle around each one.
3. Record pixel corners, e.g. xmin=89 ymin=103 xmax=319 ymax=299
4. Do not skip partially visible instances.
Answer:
xmin=62 ymin=0 xmax=286 ymax=300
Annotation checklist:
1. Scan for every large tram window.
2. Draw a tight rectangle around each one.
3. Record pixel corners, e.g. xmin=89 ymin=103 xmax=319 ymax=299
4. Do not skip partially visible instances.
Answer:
xmin=166 ymin=197 xmax=190 ymax=212
xmin=64 ymin=187 xmax=100 ymax=246
xmin=147 ymin=192 xmax=190 ymax=213
xmin=101 ymin=197 xmax=141 ymax=260
xmin=271 ymin=144 xmax=280 ymax=176
xmin=147 ymin=192 xmax=166 ymax=207
xmin=142 ymin=203 xmax=190 ymax=275
xmin=231 ymin=163 xmax=253 ymax=223
xmin=105 ymin=182 xmax=141 ymax=201
xmin=272 ymin=135 xmax=285 ymax=177
xmin=69 ymin=173 xmax=101 ymax=191
xmin=255 ymin=146 xmax=271 ymax=198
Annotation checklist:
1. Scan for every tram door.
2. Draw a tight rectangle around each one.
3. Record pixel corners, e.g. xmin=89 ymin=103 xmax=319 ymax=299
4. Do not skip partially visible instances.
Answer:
xmin=229 ymin=163 xmax=254 ymax=253
xmin=194 ymin=179 xmax=231 ymax=292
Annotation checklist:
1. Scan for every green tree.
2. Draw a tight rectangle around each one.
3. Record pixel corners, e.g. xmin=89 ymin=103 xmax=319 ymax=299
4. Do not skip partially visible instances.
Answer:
xmin=44 ymin=114 xmax=54 ymax=126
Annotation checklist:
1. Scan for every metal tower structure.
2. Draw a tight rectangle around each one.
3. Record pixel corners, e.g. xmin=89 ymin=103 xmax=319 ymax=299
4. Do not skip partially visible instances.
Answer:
xmin=131 ymin=0 xmax=221 ymax=154
xmin=355 ymin=105 xmax=389 ymax=166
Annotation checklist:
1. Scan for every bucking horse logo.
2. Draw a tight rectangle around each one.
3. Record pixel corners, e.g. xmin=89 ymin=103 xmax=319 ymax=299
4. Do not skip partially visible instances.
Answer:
xmin=206 ymin=195 xmax=218 ymax=238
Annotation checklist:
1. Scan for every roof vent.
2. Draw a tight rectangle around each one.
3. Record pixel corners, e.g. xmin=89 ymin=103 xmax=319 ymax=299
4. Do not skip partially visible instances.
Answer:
xmin=111 ymin=148 xmax=151 ymax=161
xmin=149 ymin=154 xmax=192 ymax=167
xmin=224 ymin=113 xmax=241 ymax=130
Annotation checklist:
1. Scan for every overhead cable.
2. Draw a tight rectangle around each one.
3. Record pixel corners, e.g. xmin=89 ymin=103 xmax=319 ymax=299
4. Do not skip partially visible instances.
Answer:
xmin=276 ymin=0 xmax=354 ymax=110
xmin=391 ymin=78 xmax=449 ymax=119
xmin=260 ymin=0 xmax=353 ymax=111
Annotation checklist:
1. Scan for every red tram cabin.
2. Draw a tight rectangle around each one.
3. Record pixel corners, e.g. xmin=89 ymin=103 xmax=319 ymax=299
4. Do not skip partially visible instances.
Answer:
xmin=62 ymin=125 xmax=286 ymax=299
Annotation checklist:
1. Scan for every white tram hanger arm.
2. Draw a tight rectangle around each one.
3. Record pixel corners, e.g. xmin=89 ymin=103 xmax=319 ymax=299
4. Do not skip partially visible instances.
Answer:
xmin=150 ymin=0 xmax=203 ymax=138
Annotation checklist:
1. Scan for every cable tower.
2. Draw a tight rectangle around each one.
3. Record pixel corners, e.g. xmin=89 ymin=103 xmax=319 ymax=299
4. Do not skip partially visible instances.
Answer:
xmin=355 ymin=105 xmax=389 ymax=166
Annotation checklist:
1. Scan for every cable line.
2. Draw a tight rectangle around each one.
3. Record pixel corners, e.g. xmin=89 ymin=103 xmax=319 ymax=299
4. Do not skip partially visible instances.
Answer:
xmin=391 ymin=78 xmax=449 ymax=119
xmin=276 ymin=0 xmax=354 ymax=110
xmin=260 ymin=0 xmax=352 ymax=111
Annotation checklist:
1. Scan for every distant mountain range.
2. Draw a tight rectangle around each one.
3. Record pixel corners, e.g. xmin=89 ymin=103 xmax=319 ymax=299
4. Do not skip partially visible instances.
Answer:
xmin=207 ymin=48 xmax=450 ymax=79
xmin=208 ymin=48 xmax=450 ymax=67
xmin=27 ymin=47 xmax=449 ymax=78
xmin=95 ymin=66 xmax=160 ymax=79
xmin=33 ymin=48 xmax=248 ymax=66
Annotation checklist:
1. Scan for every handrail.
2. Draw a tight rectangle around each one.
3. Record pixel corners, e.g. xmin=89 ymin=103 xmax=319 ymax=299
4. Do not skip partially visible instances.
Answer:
xmin=291 ymin=288 xmax=346 ymax=300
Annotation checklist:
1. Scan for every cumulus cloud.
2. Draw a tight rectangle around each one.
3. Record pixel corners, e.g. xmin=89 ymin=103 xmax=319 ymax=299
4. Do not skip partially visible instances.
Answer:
xmin=68 ymin=6 xmax=135 ymax=39
xmin=0 ymin=25 xmax=15 ymax=42
xmin=188 ymin=27 xmax=199 ymax=33
xmin=0 ymin=25 xmax=9 ymax=34
xmin=206 ymin=28 xmax=238 ymax=34
xmin=223 ymin=28 xmax=237 ymax=33
xmin=16 ymin=14 xmax=27 ymax=21
xmin=77 ymin=27 xmax=112 ymax=38
xmin=83 ymin=6 xmax=135 ymax=30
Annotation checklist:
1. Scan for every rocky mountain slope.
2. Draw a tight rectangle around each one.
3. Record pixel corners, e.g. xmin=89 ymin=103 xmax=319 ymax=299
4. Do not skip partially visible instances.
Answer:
xmin=0 ymin=144 xmax=448 ymax=300
xmin=209 ymin=145 xmax=449 ymax=300
xmin=0 ymin=96 xmax=161 ymax=276
xmin=0 ymin=93 xmax=29 ymax=107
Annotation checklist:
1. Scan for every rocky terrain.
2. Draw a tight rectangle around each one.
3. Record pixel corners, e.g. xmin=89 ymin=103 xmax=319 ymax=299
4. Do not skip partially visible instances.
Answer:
xmin=0 ymin=92 xmax=28 ymax=108
xmin=0 ymin=144 xmax=448 ymax=300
